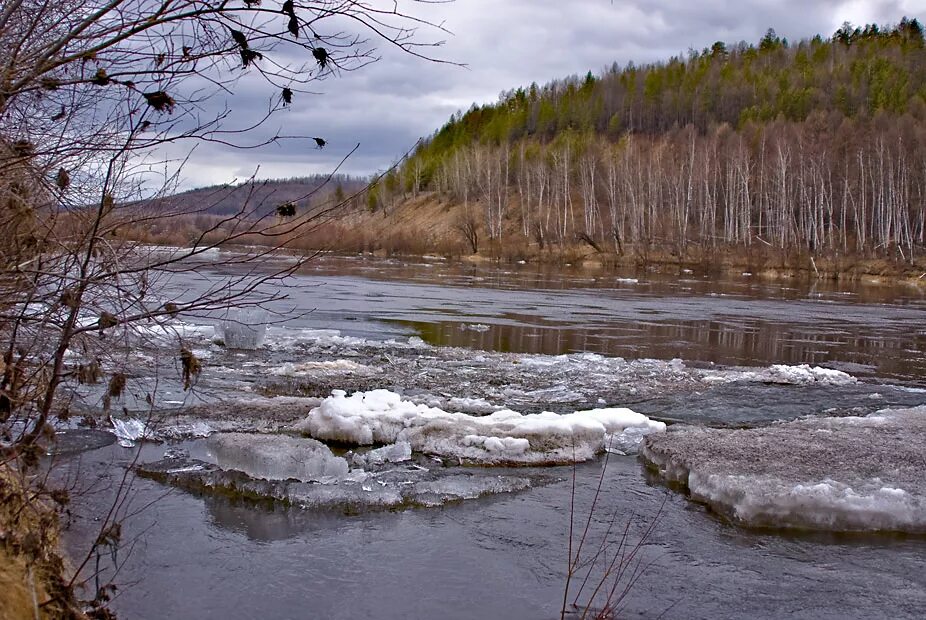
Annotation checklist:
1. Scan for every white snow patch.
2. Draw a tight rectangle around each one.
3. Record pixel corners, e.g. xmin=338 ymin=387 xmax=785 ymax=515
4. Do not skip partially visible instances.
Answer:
xmin=294 ymin=389 xmax=665 ymax=464
xmin=703 ymin=363 xmax=856 ymax=386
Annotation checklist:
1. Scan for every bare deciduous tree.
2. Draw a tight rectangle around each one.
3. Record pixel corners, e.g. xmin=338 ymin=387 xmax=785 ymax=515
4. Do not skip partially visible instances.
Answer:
xmin=0 ymin=0 xmax=451 ymax=612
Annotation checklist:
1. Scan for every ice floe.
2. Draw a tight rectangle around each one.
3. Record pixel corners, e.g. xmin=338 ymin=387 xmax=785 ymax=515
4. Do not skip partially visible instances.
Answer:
xmin=263 ymin=327 xmax=429 ymax=352
xmin=269 ymin=359 xmax=378 ymax=377
xmin=136 ymin=452 xmax=537 ymax=512
xmin=641 ymin=405 xmax=926 ymax=533
xmin=293 ymin=389 xmax=666 ymax=464
xmin=459 ymin=323 xmax=491 ymax=332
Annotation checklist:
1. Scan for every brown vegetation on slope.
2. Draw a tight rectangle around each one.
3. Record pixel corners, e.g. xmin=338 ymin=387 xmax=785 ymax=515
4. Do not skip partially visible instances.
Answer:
xmin=0 ymin=466 xmax=84 ymax=620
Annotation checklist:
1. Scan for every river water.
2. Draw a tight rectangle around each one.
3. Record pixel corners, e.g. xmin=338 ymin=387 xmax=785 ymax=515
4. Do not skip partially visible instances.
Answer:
xmin=59 ymin=252 xmax=926 ymax=619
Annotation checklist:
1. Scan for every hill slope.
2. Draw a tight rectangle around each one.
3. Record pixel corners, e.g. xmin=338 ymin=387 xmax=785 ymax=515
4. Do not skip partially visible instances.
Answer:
xmin=350 ymin=18 xmax=926 ymax=272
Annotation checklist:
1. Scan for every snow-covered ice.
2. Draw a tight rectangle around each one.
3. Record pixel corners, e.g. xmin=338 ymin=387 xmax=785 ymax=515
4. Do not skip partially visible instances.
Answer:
xmin=137 ymin=453 xmax=538 ymax=512
xmin=641 ymin=405 xmax=926 ymax=533
xmin=269 ymin=359 xmax=378 ymax=377
xmin=293 ymin=389 xmax=666 ymax=464
xmin=704 ymin=364 xmax=856 ymax=386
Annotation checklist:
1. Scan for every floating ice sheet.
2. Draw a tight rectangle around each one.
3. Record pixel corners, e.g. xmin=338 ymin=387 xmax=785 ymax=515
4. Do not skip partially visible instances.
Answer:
xmin=269 ymin=360 xmax=378 ymax=377
xmin=641 ymin=406 xmax=926 ymax=533
xmin=294 ymin=389 xmax=665 ymax=464
xmin=137 ymin=455 xmax=536 ymax=512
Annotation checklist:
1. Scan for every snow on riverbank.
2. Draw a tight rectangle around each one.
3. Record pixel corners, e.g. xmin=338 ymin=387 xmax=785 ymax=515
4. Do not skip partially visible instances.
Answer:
xmin=293 ymin=389 xmax=666 ymax=464
xmin=641 ymin=405 xmax=926 ymax=533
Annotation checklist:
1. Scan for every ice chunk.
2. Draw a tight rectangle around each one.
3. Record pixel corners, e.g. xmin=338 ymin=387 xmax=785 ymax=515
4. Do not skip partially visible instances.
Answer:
xmin=220 ymin=311 xmax=266 ymax=349
xmin=445 ymin=397 xmax=499 ymax=415
xmin=763 ymin=364 xmax=856 ymax=385
xmin=207 ymin=433 xmax=349 ymax=482
xmin=641 ymin=405 xmax=926 ymax=533
xmin=133 ymin=320 xmax=216 ymax=345
xmin=710 ymin=363 xmax=857 ymax=386
xmin=293 ymin=389 xmax=665 ymax=464
xmin=161 ymin=421 xmax=214 ymax=439
xmin=459 ymin=323 xmax=491 ymax=332
xmin=605 ymin=426 xmax=654 ymax=455
xmin=110 ymin=417 xmax=151 ymax=448
xmin=352 ymin=441 xmax=413 ymax=468
xmin=138 ymin=451 xmax=537 ymax=513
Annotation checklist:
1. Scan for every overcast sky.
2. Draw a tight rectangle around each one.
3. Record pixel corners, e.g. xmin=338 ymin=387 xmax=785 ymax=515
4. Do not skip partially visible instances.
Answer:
xmin=167 ymin=0 xmax=925 ymax=190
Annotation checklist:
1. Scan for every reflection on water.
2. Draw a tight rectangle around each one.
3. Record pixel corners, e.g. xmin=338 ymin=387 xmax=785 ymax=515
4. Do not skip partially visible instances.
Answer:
xmin=203 ymin=496 xmax=346 ymax=541
xmin=61 ymin=440 xmax=926 ymax=620
xmin=397 ymin=316 xmax=926 ymax=383
xmin=176 ymin=251 xmax=926 ymax=383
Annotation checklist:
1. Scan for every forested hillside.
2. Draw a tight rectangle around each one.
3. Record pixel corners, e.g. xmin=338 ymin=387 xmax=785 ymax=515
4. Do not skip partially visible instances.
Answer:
xmin=367 ymin=19 xmax=926 ymax=264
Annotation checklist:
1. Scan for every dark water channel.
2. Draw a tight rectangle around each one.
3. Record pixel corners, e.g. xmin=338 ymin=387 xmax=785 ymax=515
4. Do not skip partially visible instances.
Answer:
xmin=61 ymin=253 xmax=926 ymax=619
xmin=214 ymin=254 xmax=926 ymax=384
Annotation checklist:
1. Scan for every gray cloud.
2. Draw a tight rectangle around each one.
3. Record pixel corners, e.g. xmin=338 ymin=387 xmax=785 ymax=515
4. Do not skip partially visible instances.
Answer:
xmin=168 ymin=0 xmax=924 ymax=189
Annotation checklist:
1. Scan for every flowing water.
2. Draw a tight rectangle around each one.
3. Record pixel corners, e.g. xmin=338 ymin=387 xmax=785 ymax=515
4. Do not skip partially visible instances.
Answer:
xmin=59 ymin=252 xmax=926 ymax=619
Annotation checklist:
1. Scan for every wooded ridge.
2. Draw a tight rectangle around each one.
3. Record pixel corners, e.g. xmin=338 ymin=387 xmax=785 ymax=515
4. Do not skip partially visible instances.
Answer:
xmin=354 ymin=19 xmax=926 ymax=269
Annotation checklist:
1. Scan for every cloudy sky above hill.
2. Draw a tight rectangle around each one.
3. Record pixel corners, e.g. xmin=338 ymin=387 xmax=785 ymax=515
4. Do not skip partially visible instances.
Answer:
xmin=169 ymin=0 xmax=924 ymax=189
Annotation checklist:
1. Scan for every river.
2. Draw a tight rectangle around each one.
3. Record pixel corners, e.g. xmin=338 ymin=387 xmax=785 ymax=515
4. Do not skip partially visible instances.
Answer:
xmin=57 ymin=252 xmax=926 ymax=619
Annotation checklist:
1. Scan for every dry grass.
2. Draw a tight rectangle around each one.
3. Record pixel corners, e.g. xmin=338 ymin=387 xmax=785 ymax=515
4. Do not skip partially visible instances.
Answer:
xmin=115 ymin=191 xmax=926 ymax=285
xmin=0 ymin=465 xmax=83 ymax=620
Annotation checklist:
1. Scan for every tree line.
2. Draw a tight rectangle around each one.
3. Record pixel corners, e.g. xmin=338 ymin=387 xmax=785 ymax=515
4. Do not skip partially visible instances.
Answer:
xmin=371 ymin=18 xmax=926 ymax=260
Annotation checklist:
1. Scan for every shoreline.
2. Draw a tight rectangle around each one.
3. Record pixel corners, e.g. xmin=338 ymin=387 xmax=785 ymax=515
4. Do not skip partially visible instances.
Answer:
xmin=329 ymin=244 xmax=926 ymax=289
